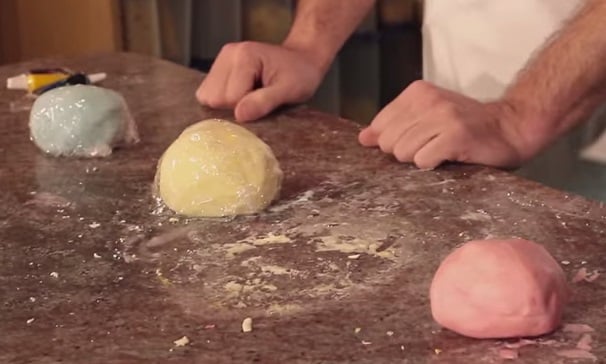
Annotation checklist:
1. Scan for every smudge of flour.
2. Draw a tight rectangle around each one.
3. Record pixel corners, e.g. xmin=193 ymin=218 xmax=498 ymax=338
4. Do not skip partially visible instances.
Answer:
xmin=24 ymin=192 xmax=73 ymax=209
xmin=259 ymin=265 xmax=296 ymax=276
xmin=244 ymin=233 xmax=292 ymax=245
xmin=315 ymin=236 xmax=397 ymax=261
xmin=223 ymin=279 xmax=278 ymax=299
xmin=269 ymin=190 xmax=315 ymax=212
xmin=223 ymin=233 xmax=293 ymax=258
xmin=224 ymin=243 xmax=257 ymax=258
xmin=266 ymin=303 xmax=302 ymax=315
xmin=426 ymin=179 xmax=456 ymax=186
xmin=118 ymin=174 xmax=419 ymax=318
xmin=460 ymin=209 xmax=492 ymax=222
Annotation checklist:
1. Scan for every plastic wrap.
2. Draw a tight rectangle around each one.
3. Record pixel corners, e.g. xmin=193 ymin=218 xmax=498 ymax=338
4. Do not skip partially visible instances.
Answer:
xmin=155 ymin=119 xmax=283 ymax=217
xmin=29 ymin=85 xmax=139 ymax=157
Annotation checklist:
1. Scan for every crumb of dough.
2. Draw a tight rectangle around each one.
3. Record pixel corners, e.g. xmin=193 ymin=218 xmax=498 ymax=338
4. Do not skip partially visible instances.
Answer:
xmin=498 ymin=348 xmax=519 ymax=360
xmin=173 ymin=336 xmax=190 ymax=347
xmin=562 ymin=323 xmax=595 ymax=334
xmin=556 ymin=349 xmax=597 ymax=360
xmin=242 ymin=317 xmax=253 ymax=333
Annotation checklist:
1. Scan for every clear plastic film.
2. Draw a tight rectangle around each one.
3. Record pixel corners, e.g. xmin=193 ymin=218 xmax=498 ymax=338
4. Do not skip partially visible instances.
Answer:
xmin=9 ymin=93 xmax=37 ymax=113
xmin=29 ymin=84 xmax=139 ymax=157
xmin=154 ymin=119 xmax=283 ymax=217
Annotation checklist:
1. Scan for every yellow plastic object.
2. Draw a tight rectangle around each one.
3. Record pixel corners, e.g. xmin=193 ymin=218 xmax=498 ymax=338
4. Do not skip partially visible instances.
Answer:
xmin=6 ymin=71 xmax=70 ymax=93
xmin=156 ymin=119 xmax=283 ymax=217
xmin=27 ymin=73 xmax=69 ymax=92
xmin=7 ymin=70 xmax=107 ymax=94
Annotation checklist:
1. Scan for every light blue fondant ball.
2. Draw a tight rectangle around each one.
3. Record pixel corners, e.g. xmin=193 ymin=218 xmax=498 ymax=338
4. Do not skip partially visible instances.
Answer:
xmin=29 ymin=85 xmax=133 ymax=157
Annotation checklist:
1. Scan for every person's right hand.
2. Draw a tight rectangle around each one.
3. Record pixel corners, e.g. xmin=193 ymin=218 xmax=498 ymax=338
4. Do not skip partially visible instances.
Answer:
xmin=196 ymin=41 xmax=325 ymax=122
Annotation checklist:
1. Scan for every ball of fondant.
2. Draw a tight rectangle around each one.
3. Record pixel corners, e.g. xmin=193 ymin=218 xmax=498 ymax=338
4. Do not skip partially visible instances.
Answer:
xmin=29 ymin=85 xmax=138 ymax=157
xmin=430 ymin=238 xmax=569 ymax=339
xmin=156 ymin=119 xmax=283 ymax=217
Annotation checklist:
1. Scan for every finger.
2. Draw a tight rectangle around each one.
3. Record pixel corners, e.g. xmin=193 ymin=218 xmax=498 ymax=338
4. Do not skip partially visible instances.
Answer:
xmin=234 ymin=84 xmax=288 ymax=122
xmin=365 ymin=101 xmax=401 ymax=135
xmin=196 ymin=54 xmax=233 ymax=107
xmin=363 ymin=89 xmax=418 ymax=144
xmin=224 ymin=61 xmax=260 ymax=106
xmin=358 ymin=127 xmax=378 ymax=147
xmin=392 ymin=121 xmax=440 ymax=164
xmin=359 ymin=108 xmax=402 ymax=148
xmin=413 ymin=134 xmax=456 ymax=170
xmin=376 ymin=114 xmax=424 ymax=154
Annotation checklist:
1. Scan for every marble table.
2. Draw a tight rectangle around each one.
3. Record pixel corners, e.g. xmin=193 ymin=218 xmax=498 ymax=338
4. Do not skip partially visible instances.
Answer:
xmin=1 ymin=53 xmax=604 ymax=363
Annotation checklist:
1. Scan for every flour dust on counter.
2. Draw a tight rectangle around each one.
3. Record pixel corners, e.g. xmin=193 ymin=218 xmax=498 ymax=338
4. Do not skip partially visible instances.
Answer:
xmin=119 ymin=176 xmax=414 ymax=318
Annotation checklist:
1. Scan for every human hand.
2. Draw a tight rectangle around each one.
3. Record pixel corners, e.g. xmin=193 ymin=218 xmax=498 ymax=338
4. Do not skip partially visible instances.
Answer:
xmin=358 ymin=80 xmax=530 ymax=170
xmin=196 ymin=41 xmax=325 ymax=122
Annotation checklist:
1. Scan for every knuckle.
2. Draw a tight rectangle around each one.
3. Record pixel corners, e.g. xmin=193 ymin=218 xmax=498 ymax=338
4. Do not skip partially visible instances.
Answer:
xmin=403 ymin=80 xmax=440 ymax=103
xmin=406 ymin=80 xmax=434 ymax=96
xmin=220 ymin=41 xmax=257 ymax=59
xmin=238 ymin=40 xmax=256 ymax=48
xmin=231 ymin=42 xmax=262 ymax=68
xmin=235 ymin=41 xmax=257 ymax=55
xmin=408 ymin=80 xmax=429 ymax=92
xmin=219 ymin=42 xmax=237 ymax=54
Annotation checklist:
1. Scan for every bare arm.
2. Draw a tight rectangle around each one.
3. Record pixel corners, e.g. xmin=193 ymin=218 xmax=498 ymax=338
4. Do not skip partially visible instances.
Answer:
xmin=503 ymin=0 xmax=606 ymax=159
xmin=283 ymin=0 xmax=377 ymax=73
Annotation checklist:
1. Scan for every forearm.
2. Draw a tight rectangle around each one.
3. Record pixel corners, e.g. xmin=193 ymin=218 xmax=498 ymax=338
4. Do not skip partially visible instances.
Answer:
xmin=502 ymin=0 xmax=606 ymax=158
xmin=283 ymin=0 xmax=376 ymax=73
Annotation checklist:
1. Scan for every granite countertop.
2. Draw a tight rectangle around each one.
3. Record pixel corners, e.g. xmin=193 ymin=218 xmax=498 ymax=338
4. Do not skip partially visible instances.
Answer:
xmin=1 ymin=53 xmax=604 ymax=364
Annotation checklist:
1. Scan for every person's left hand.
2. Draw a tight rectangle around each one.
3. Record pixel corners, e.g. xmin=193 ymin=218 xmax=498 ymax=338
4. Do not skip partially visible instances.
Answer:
xmin=358 ymin=80 xmax=529 ymax=170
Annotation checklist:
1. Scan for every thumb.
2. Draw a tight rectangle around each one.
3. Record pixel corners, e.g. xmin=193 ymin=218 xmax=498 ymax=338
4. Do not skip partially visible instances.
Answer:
xmin=235 ymin=85 xmax=286 ymax=122
xmin=358 ymin=127 xmax=379 ymax=147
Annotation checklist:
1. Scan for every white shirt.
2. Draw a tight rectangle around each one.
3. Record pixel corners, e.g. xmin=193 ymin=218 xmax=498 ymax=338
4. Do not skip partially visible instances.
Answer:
xmin=422 ymin=0 xmax=606 ymax=164
xmin=422 ymin=0 xmax=583 ymax=101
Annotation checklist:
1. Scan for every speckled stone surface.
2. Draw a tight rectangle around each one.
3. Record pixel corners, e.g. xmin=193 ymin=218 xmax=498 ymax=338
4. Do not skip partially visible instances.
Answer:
xmin=1 ymin=53 xmax=605 ymax=364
